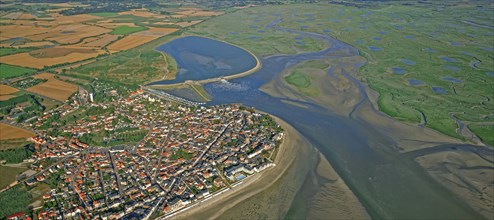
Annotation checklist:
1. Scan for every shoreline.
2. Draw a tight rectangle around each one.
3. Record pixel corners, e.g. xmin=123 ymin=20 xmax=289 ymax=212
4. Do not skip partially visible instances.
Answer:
xmin=146 ymin=35 xmax=262 ymax=89
xmin=160 ymin=115 xmax=301 ymax=219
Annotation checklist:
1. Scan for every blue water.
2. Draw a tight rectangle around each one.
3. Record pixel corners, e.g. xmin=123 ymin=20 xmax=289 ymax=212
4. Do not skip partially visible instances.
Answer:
xmin=432 ymin=86 xmax=448 ymax=94
xmin=405 ymin=35 xmax=415 ymax=40
xmin=442 ymin=77 xmax=462 ymax=83
xmin=380 ymin=31 xmax=387 ymax=35
xmin=444 ymin=65 xmax=460 ymax=71
xmin=401 ymin=59 xmax=416 ymax=66
xmin=392 ymin=67 xmax=406 ymax=75
xmin=368 ymin=46 xmax=382 ymax=51
xmin=151 ymin=36 xmax=257 ymax=85
xmin=486 ymin=72 xmax=494 ymax=77
xmin=373 ymin=37 xmax=381 ymax=41
xmin=407 ymin=79 xmax=424 ymax=86
xmin=439 ymin=56 xmax=458 ymax=62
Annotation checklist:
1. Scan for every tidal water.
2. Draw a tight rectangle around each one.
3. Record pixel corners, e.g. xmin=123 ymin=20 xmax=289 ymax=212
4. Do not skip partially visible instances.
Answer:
xmin=152 ymin=36 xmax=257 ymax=85
xmin=154 ymin=20 xmax=488 ymax=219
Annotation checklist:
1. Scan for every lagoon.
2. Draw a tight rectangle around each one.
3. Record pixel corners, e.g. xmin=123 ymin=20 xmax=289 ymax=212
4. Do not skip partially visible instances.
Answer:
xmin=152 ymin=36 xmax=257 ymax=85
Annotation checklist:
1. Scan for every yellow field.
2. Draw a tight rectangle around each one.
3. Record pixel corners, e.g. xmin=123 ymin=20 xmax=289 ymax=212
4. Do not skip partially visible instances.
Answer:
xmin=133 ymin=27 xmax=179 ymax=37
xmin=0 ymin=47 xmax=105 ymax=69
xmin=82 ymin=34 xmax=121 ymax=48
xmin=26 ymin=24 xmax=111 ymax=44
xmin=0 ymin=84 xmax=19 ymax=95
xmin=107 ymin=35 xmax=157 ymax=52
xmin=0 ymin=25 xmax=49 ymax=39
xmin=25 ymin=73 xmax=78 ymax=101
xmin=0 ymin=123 xmax=35 ymax=141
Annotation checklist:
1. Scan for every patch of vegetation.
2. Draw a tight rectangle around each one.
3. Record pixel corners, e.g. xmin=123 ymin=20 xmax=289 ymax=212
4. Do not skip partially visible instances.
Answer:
xmin=109 ymin=25 xmax=147 ymax=35
xmin=0 ymin=47 xmax=36 ymax=57
xmin=70 ymin=33 xmax=180 ymax=85
xmin=0 ymin=185 xmax=32 ymax=219
xmin=285 ymin=70 xmax=310 ymax=88
xmin=0 ymin=145 xmax=34 ymax=164
xmin=11 ymin=77 xmax=47 ymax=89
xmin=0 ymin=64 xmax=36 ymax=79
xmin=90 ymin=12 xmax=119 ymax=17
xmin=468 ymin=125 xmax=494 ymax=146
xmin=170 ymin=149 xmax=193 ymax=160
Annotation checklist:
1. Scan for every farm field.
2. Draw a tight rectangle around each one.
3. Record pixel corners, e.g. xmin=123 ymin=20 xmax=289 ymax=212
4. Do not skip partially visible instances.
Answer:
xmin=0 ymin=47 xmax=105 ymax=69
xmin=0 ymin=123 xmax=34 ymax=141
xmin=0 ymin=166 xmax=28 ymax=189
xmin=25 ymin=73 xmax=78 ymax=101
xmin=109 ymin=25 xmax=148 ymax=35
xmin=0 ymin=3 xmax=224 ymax=72
xmin=0 ymin=64 xmax=36 ymax=79
xmin=0 ymin=48 xmax=35 ymax=57
xmin=0 ymin=84 xmax=20 ymax=101
xmin=0 ymin=41 xmax=55 ymax=49
xmin=107 ymin=35 xmax=157 ymax=52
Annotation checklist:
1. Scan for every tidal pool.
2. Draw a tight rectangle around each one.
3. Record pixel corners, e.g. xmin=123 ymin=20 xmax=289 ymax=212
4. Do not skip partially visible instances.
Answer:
xmin=432 ymin=86 xmax=448 ymax=94
xmin=442 ymin=77 xmax=462 ymax=83
xmin=407 ymin=79 xmax=424 ymax=86
xmin=401 ymin=59 xmax=416 ymax=66
xmin=392 ymin=67 xmax=406 ymax=75
xmin=368 ymin=46 xmax=382 ymax=51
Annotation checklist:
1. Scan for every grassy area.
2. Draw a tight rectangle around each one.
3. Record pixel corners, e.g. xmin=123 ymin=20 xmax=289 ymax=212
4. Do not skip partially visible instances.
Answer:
xmin=109 ymin=25 xmax=148 ymax=35
xmin=187 ymin=7 xmax=327 ymax=57
xmin=69 ymin=33 xmax=181 ymax=85
xmin=285 ymin=70 xmax=310 ymax=88
xmin=468 ymin=125 xmax=494 ymax=146
xmin=90 ymin=12 xmax=119 ymax=17
xmin=0 ymin=47 xmax=35 ymax=57
xmin=0 ymin=166 xmax=28 ymax=189
xmin=0 ymin=184 xmax=32 ymax=218
xmin=0 ymin=64 xmax=37 ymax=79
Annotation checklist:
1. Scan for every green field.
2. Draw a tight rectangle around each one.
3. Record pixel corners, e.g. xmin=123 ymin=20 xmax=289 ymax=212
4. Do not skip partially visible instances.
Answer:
xmin=0 ymin=166 xmax=27 ymax=189
xmin=285 ymin=71 xmax=311 ymax=88
xmin=0 ymin=48 xmax=35 ymax=57
xmin=109 ymin=25 xmax=148 ymax=35
xmin=90 ymin=12 xmax=119 ymax=17
xmin=0 ymin=64 xmax=37 ymax=79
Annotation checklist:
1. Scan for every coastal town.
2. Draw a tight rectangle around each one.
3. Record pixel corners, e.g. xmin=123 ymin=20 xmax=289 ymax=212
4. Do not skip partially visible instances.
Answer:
xmin=1 ymin=81 xmax=284 ymax=219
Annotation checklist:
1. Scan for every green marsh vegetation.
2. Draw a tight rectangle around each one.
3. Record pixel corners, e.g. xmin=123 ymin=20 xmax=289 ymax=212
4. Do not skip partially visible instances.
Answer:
xmin=186 ymin=3 xmax=493 ymax=145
